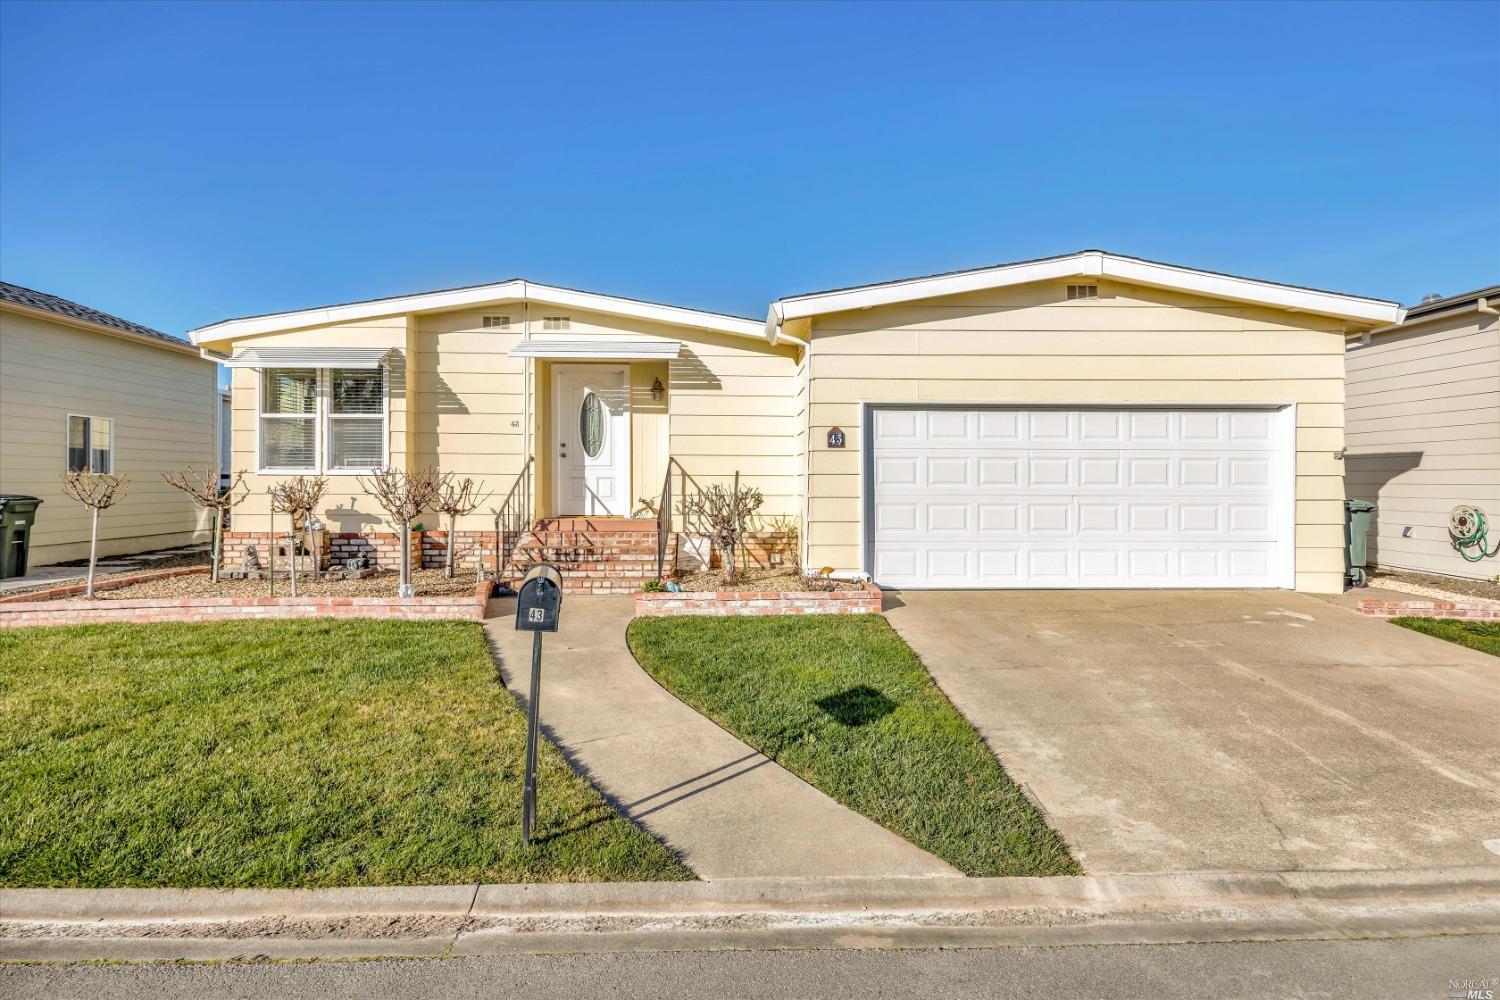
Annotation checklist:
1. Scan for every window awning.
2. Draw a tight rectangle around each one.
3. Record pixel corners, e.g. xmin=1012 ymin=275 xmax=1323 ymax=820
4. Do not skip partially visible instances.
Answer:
xmin=506 ymin=339 xmax=682 ymax=361
xmin=222 ymin=347 xmax=401 ymax=369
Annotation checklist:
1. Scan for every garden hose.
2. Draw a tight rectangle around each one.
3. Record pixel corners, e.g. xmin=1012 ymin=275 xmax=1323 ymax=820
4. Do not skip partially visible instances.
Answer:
xmin=1450 ymin=506 xmax=1500 ymax=562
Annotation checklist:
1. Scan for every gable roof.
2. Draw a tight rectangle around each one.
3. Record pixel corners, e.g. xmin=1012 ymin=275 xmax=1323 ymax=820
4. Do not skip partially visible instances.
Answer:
xmin=764 ymin=250 xmax=1405 ymax=343
xmin=0 ymin=280 xmax=198 ymax=355
xmin=188 ymin=278 xmax=765 ymax=345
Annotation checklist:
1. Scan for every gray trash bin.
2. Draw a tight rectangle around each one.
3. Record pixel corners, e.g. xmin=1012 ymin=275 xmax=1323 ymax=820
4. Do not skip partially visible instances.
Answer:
xmin=1344 ymin=498 xmax=1377 ymax=588
xmin=0 ymin=494 xmax=43 ymax=580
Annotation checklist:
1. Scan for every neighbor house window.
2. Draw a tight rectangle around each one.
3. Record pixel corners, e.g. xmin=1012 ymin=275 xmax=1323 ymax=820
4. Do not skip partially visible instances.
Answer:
xmin=542 ymin=316 xmax=570 ymax=331
xmin=327 ymin=368 xmax=386 ymax=471
xmin=66 ymin=415 xmax=113 ymax=473
xmin=258 ymin=366 xmax=387 ymax=473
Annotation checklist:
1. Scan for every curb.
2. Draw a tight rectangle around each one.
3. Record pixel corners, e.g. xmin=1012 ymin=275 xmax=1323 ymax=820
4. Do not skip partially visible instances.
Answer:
xmin=4 ymin=867 xmax=1498 ymax=961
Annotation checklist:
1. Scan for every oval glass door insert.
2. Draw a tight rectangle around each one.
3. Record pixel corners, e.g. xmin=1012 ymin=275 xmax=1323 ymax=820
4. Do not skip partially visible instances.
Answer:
xmin=579 ymin=391 xmax=605 ymax=458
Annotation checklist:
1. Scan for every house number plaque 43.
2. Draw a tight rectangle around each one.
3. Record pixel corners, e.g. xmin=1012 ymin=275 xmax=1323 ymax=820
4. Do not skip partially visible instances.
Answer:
xmin=827 ymin=427 xmax=846 ymax=448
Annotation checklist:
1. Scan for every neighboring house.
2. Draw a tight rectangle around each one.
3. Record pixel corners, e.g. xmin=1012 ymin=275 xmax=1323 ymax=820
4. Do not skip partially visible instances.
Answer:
xmin=1345 ymin=285 xmax=1500 ymax=580
xmin=0 ymin=281 xmax=219 ymax=566
xmin=187 ymin=251 xmax=1403 ymax=594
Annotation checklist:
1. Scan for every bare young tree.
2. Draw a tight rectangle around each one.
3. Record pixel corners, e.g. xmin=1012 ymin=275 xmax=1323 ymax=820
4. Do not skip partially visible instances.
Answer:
xmin=267 ymin=476 xmax=328 ymax=597
xmin=432 ymin=477 xmax=487 ymax=578
xmin=163 ymin=468 xmax=249 ymax=583
xmin=60 ymin=470 xmax=129 ymax=598
xmin=357 ymin=466 xmax=444 ymax=595
xmin=680 ymin=478 xmax=763 ymax=582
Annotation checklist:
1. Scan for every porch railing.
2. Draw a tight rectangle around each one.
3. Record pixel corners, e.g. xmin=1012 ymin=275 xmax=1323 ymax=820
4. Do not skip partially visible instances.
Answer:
xmin=490 ymin=456 xmax=534 ymax=580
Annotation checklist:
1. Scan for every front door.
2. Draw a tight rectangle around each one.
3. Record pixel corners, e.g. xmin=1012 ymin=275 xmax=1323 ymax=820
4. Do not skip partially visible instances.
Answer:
xmin=552 ymin=365 xmax=630 ymax=515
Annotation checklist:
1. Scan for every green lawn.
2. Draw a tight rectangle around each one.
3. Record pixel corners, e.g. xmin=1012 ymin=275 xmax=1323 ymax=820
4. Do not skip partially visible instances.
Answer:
xmin=0 ymin=620 xmax=691 ymax=888
xmin=627 ymin=615 xmax=1079 ymax=878
xmin=1391 ymin=617 xmax=1500 ymax=657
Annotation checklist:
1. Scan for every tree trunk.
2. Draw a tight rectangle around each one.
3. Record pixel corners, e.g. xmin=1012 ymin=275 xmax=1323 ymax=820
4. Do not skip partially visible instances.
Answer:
xmin=288 ymin=520 xmax=299 ymax=598
xmin=399 ymin=519 xmax=413 ymax=596
xmin=210 ymin=508 xmax=221 ymax=584
xmin=85 ymin=507 xmax=100 ymax=599
xmin=446 ymin=511 xmax=456 ymax=578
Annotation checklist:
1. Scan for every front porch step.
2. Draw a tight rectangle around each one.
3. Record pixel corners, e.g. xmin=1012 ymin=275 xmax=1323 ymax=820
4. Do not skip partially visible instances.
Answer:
xmin=532 ymin=516 xmax=657 ymax=534
xmin=504 ymin=518 xmax=665 ymax=593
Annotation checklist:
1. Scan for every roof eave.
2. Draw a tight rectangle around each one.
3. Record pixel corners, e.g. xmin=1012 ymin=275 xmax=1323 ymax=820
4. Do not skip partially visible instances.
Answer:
xmin=773 ymin=251 xmax=1403 ymax=327
xmin=188 ymin=280 xmax=763 ymax=345
xmin=0 ymin=300 xmax=201 ymax=357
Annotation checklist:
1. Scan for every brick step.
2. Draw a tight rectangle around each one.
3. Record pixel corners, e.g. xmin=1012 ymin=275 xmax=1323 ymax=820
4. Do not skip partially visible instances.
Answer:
xmin=532 ymin=517 xmax=657 ymax=534
xmin=518 ymin=533 xmax=660 ymax=549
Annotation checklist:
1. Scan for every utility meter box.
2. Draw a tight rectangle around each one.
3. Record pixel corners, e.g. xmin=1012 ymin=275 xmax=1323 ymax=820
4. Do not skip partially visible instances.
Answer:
xmin=515 ymin=564 xmax=563 ymax=632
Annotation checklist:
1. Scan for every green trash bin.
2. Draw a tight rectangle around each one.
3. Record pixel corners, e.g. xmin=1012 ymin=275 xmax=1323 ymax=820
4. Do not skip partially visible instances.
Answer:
xmin=0 ymin=495 xmax=43 ymax=580
xmin=1344 ymin=498 xmax=1377 ymax=588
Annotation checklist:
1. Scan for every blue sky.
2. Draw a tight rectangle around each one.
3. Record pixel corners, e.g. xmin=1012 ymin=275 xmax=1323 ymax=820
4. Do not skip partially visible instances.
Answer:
xmin=2 ymin=0 xmax=1497 ymax=349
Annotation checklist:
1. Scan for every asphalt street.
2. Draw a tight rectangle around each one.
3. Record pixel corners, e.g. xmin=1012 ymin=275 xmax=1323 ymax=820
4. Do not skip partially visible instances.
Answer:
xmin=4 ymin=935 xmax=1495 ymax=1000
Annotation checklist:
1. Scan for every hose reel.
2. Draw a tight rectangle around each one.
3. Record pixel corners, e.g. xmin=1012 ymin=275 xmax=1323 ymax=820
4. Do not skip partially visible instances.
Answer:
xmin=1449 ymin=505 xmax=1500 ymax=562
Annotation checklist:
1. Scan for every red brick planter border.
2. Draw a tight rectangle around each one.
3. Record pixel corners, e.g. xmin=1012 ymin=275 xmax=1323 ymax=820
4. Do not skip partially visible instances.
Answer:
xmin=0 ymin=566 xmax=209 ymax=604
xmin=0 ymin=580 xmax=494 ymax=628
xmin=1357 ymin=597 xmax=1500 ymax=621
xmin=634 ymin=581 xmax=883 ymax=617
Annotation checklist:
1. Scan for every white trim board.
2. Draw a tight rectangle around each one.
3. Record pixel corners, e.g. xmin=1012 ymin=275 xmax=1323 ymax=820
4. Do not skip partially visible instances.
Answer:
xmin=767 ymin=250 xmax=1404 ymax=342
xmin=191 ymin=281 xmax=763 ymax=345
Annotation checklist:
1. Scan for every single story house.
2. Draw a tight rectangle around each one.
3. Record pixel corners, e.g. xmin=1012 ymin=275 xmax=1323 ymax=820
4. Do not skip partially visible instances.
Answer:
xmin=1345 ymin=285 xmax=1500 ymax=580
xmin=0 ymin=281 xmax=219 ymax=566
xmin=187 ymin=251 xmax=1404 ymax=594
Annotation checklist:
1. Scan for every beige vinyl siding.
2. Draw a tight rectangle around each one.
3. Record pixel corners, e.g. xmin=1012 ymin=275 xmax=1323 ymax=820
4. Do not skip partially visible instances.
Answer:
xmin=1345 ymin=309 xmax=1500 ymax=580
xmin=227 ymin=315 xmax=410 ymax=533
xmin=0 ymin=308 xmax=218 ymax=565
xmin=217 ymin=305 xmax=798 ymax=532
xmin=803 ymin=280 xmax=1350 ymax=593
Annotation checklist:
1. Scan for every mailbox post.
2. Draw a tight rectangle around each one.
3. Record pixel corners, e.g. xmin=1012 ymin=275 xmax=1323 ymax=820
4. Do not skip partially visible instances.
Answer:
xmin=514 ymin=563 xmax=562 ymax=846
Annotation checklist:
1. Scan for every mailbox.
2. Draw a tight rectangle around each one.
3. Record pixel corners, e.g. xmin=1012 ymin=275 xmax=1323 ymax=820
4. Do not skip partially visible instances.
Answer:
xmin=515 ymin=564 xmax=563 ymax=632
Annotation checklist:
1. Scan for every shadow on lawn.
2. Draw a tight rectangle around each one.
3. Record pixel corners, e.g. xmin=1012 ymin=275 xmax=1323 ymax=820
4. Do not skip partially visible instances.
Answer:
xmin=816 ymin=684 xmax=897 ymax=727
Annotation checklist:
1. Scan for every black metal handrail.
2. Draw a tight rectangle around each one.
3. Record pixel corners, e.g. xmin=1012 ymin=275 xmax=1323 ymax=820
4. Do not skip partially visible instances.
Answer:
xmin=655 ymin=459 xmax=674 ymax=580
xmin=491 ymin=456 xmax=534 ymax=580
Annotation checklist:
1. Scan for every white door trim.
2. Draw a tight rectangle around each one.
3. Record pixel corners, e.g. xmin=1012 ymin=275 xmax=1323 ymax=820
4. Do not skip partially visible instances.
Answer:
xmin=860 ymin=401 xmax=1298 ymax=590
xmin=552 ymin=364 xmax=631 ymax=515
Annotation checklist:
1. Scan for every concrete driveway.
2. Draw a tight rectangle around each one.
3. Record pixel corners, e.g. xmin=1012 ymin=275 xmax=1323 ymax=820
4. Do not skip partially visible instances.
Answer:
xmin=884 ymin=589 xmax=1500 ymax=875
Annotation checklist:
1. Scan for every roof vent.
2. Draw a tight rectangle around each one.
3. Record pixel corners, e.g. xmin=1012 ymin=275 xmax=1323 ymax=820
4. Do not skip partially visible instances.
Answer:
xmin=1418 ymin=292 xmax=1444 ymax=305
xmin=1067 ymin=284 xmax=1098 ymax=300
xmin=543 ymin=316 xmax=570 ymax=331
xmin=482 ymin=315 xmax=511 ymax=329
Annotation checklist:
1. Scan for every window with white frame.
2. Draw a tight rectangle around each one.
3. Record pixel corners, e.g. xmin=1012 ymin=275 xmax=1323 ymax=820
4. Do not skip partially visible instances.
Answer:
xmin=66 ymin=415 xmax=113 ymax=473
xmin=259 ymin=367 xmax=387 ymax=473
xmin=327 ymin=368 xmax=386 ymax=470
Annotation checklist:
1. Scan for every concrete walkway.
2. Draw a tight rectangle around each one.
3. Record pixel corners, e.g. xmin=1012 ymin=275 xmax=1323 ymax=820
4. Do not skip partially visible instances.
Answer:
xmin=483 ymin=596 xmax=957 ymax=880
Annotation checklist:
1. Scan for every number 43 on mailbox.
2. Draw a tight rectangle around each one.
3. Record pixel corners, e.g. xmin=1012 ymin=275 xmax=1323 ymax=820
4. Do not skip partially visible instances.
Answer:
xmin=515 ymin=564 xmax=563 ymax=846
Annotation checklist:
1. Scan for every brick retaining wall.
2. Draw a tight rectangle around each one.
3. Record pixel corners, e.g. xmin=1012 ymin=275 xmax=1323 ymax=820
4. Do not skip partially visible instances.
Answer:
xmin=0 ymin=581 xmax=493 ymax=628
xmin=635 ymin=581 xmax=883 ymax=617
xmin=0 ymin=566 xmax=208 ymax=604
xmin=1357 ymin=597 xmax=1500 ymax=620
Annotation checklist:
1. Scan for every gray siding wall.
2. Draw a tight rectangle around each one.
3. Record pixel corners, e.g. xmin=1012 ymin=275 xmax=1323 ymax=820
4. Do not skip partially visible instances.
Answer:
xmin=0 ymin=308 xmax=218 ymax=565
xmin=1345 ymin=309 xmax=1500 ymax=580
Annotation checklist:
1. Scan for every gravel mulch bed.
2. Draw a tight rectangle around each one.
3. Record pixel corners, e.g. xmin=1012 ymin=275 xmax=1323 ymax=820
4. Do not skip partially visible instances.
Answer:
xmin=1370 ymin=569 xmax=1500 ymax=603
xmin=80 ymin=569 xmax=486 ymax=602
xmin=670 ymin=567 xmax=862 ymax=592
xmin=2 ymin=549 xmax=211 ymax=597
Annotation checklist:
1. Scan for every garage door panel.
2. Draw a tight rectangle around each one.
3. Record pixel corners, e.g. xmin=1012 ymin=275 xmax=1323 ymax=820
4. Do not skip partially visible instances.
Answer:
xmin=869 ymin=406 xmax=1291 ymax=589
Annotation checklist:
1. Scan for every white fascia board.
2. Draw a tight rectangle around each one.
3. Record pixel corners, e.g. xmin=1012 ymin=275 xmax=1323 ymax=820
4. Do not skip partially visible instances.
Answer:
xmin=776 ymin=255 xmax=1098 ymax=322
xmin=189 ymin=280 xmax=762 ymax=345
xmin=773 ymin=251 xmax=1404 ymax=327
xmin=1098 ymin=257 xmax=1403 ymax=325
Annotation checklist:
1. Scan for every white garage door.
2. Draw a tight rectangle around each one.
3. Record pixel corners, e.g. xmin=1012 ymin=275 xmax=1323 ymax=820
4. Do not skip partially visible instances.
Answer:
xmin=868 ymin=406 xmax=1292 ymax=589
